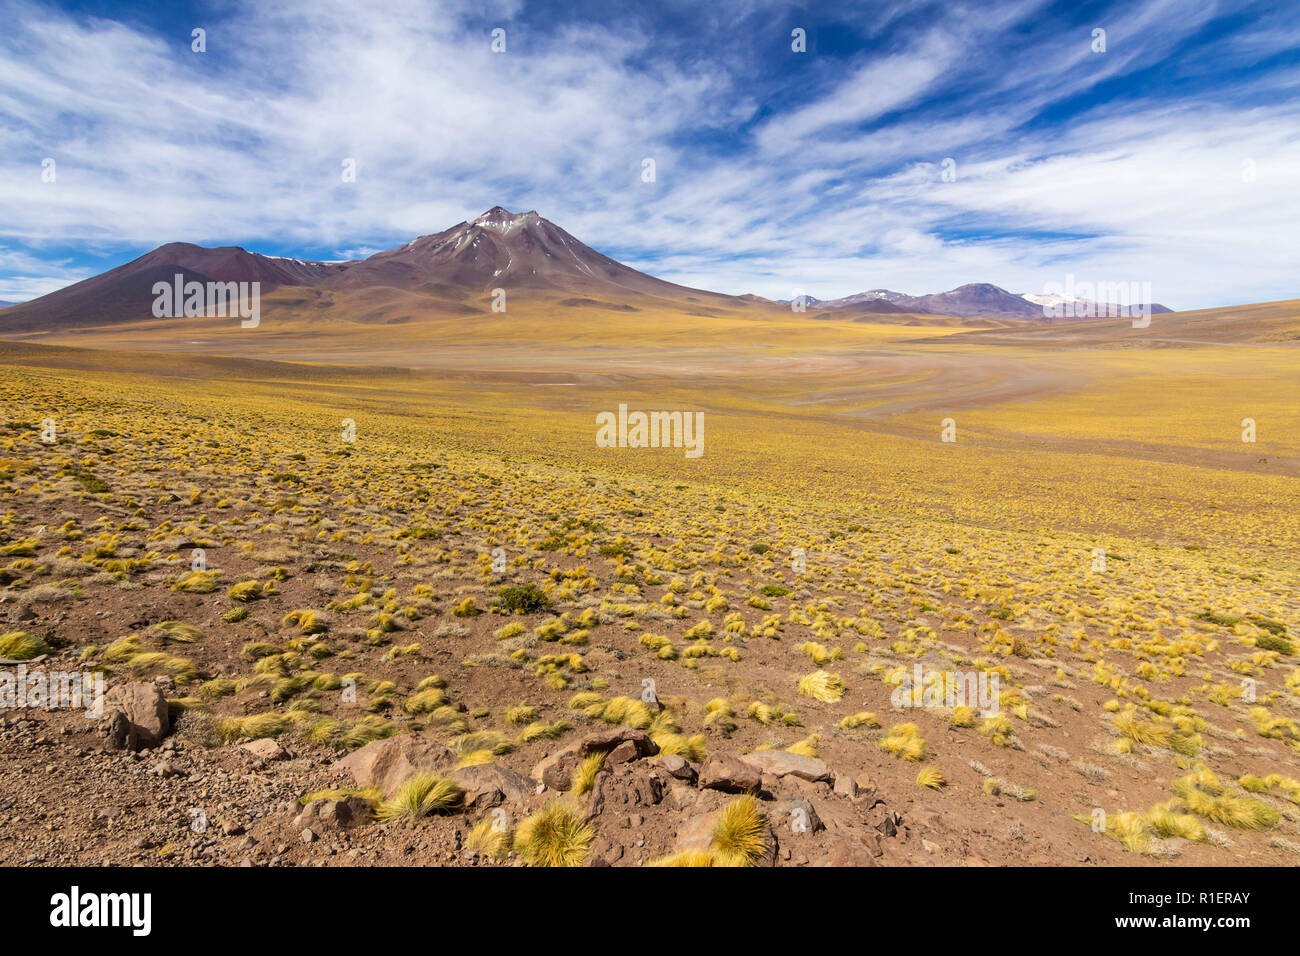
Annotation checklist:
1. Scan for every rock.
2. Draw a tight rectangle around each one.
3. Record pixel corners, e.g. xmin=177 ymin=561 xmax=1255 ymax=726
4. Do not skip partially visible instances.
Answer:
xmin=101 ymin=682 xmax=169 ymax=750
xmin=631 ymin=772 xmax=665 ymax=807
xmin=854 ymin=772 xmax=878 ymax=800
xmin=914 ymin=809 xmax=943 ymax=830
xmin=532 ymin=753 xmax=579 ymax=792
xmin=576 ymin=727 xmax=660 ymax=757
xmin=659 ymin=754 xmax=697 ymax=782
xmin=98 ymin=710 xmax=130 ymax=751
xmin=667 ymin=784 xmax=698 ymax=810
xmin=449 ymin=764 xmax=533 ymax=812
xmin=605 ymin=740 xmax=640 ymax=765
xmin=335 ymin=735 xmax=455 ymax=795
xmin=871 ymin=808 xmax=902 ymax=838
xmin=317 ymin=796 xmax=373 ymax=829
xmin=240 ymin=738 xmax=287 ymax=761
xmin=532 ymin=729 xmax=658 ymax=791
xmin=149 ymin=760 xmax=178 ymax=777
xmin=738 ymin=750 xmax=833 ymax=783
xmin=775 ymin=797 xmax=825 ymax=835
xmin=698 ymin=753 xmax=762 ymax=793
xmin=832 ymin=773 xmax=858 ymax=799
xmin=300 ymin=828 xmax=316 ymax=844
xmin=674 ymin=812 xmax=717 ymax=853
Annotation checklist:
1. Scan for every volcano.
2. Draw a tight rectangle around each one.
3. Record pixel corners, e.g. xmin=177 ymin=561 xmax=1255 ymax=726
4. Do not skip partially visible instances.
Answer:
xmin=0 ymin=208 xmax=728 ymax=333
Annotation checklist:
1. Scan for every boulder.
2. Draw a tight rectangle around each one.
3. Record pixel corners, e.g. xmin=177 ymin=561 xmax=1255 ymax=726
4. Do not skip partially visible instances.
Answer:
xmin=832 ymin=773 xmax=858 ymax=799
xmin=335 ymin=735 xmax=455 ymax=795
xmin=738 ymin=750 xmax=832 ymax=783
xmin=101 ymin=682 xmax=169 ymax=750
xmin=674 ymin=812 xmax=717 ymax=853
xmin=698 ymin=752 xmax=761 ymax=793
xmin=449 ymin=763 xmax=534 ymax=812
xmin=532 ymin=728 xmax=658 ymax=791
xmin=605 ymin=740 xmax=641 ymax=765
xmin=296 ymin=796 xmax=373 ymax=830
xmin=318 ymin=796 xmax=373 ymax=829
xmin=659 ymin=754 xmax=698 ymax=783
xmin=240 ymin=738 xmax=287 ymax=761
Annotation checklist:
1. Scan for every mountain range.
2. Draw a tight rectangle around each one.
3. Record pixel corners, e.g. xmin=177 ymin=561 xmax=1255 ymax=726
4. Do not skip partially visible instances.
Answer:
xmin=0 ymin=207 xmax=1172 ymax=331
xmin=778 ymin=285 xmax=1172 ymax=320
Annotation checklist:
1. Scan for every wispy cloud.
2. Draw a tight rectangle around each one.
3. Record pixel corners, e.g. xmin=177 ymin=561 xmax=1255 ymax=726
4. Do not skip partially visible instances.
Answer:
xmin=0 ymin=0 xmax=1297 ymax=308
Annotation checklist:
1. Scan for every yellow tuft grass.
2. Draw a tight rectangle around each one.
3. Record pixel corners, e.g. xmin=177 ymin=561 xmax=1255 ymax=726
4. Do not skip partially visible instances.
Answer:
xmin=466 ymin=814 xmax=513 ymax=859
xmin=916 ymin=766 xmax=947 ymax=789
xmin=0 ymin=631 xmax=50 ymax=660
xmin=797 ymin=670 xmax=845 ymax=703
xmin=375 ymin=774 xmax=463 ymax=822
xmin=514 ymin=802 xmax=594 ymax=867
xmin=879 ymin=722 xmax=927 ymax=761
xmin=711 ymin=795 xmax=768 ymax=867
xmin=572 ymin=752 xmax=606 ymax=795
xmin=839 ymin=711 xmax=879 ymax=729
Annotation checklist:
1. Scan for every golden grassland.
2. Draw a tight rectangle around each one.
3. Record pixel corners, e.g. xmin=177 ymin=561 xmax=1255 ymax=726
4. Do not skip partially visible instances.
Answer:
xmin=0 ymin=300 xmax=1298 ymax=863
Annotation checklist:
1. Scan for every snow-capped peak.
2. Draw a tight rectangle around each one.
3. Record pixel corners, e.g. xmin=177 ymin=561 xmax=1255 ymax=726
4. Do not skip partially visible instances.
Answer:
xmin=472 ymin=207 xmax=539 ymax=235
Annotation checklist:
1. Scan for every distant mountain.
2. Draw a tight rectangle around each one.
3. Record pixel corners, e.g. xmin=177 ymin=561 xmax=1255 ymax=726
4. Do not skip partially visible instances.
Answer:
xmin=1019 ymin=291 xmax=1173 ymax=319
xmin=787 ymin=283 xmax=1174 ymax=320
xmin=2 ymin=210 xmax=1181 ymax=334
xmin=331 ymin=207 xmax=714 ymax=301
xmin=0 ymin=243 xmax=346 ymax=332
xmin=0 ymin=301 xmax=17 ymax=309
xmin=779 ymin=283 xmax=1039 ymax=318
xmin=0 ymin=207 xmax=728 ymax=333
xmin=819 ymin=289 xmax=912 ymax=308
xmin=906 ymin=283 xmax=1045 ymax=319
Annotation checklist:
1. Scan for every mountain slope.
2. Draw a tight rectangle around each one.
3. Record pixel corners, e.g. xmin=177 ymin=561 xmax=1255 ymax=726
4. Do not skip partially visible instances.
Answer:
xmin=0 ymin=244 xmax=344 ymax=332
xmin=332 ymin=207 xmax=720 ymax=301
xmin=0 ymin=208 xmax=729 ymax=333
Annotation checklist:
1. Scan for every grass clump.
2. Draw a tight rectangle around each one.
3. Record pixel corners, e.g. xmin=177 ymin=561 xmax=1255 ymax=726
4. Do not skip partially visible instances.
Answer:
xmin=916 ymin=766 xmax=947 ymax=789
xmin=797 ymin=669 xmax=845 ymax=703
xmin=172 ymin=571 xmax=218 ymax=593
xmin=148 ymin=621 xmax=201 ymax=644
xmin=514 ymin=802 xmax=594 ymax=867
xmin=880 ymin=722 xmax=927 ymax=761
xmin=466 ymin=814 xmax=513 ymax=859
xmin=375 ymin=774 xmax=463 ymax=822
xmin=0 ymin=631 xmax=50 ymax=660
xmin=710 ymin=795 xmax=769 ymax=866
xmin=498 ymin=584 xmax=552 ymax=614
xmin=572 ymin=752 xmax=606 ymax=795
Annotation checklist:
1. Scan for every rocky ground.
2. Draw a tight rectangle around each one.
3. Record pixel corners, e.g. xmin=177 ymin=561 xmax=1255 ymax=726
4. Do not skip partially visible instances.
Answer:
xmin=2 ymin=369 xmax=1298 ymax=867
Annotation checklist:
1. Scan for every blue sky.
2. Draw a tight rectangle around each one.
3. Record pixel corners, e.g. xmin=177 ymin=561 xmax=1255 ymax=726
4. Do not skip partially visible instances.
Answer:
xmin=1 ymin=0 xmax=1298 ymax=308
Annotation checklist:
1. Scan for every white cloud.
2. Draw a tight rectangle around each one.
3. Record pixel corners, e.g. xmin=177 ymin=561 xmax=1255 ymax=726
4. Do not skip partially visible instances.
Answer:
xmin=0 ymin=0 xmax=1297 ymax=308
